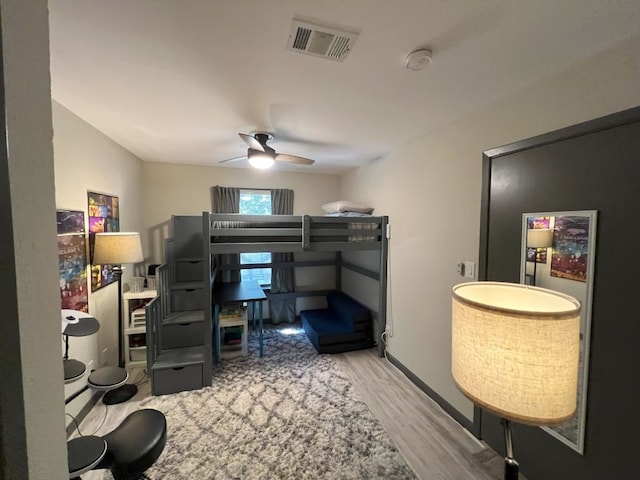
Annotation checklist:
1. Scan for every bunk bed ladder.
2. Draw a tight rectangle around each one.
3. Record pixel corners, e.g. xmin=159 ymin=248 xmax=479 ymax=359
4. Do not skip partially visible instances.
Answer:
xmin=145 ymin=216 xmax=211 ymax=396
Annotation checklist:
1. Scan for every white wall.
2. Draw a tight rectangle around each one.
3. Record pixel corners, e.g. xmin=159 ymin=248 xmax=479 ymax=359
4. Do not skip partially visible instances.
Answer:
xmin=340 ymin=34 xmax=640 ymax=420
xmin=0 ymin=0 xmax=68 ymax=477
xmin=141 ymin=162 xmax=340 ymax=264
xmin=52 ymin=101 xmax=145 ymax=424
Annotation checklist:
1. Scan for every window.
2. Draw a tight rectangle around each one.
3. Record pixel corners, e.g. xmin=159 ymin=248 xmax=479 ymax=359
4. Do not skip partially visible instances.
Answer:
xmin=239 ymin=190 xmax=272 ymax=285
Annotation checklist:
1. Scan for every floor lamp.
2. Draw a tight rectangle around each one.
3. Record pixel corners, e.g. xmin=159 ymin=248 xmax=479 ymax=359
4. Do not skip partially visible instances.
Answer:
xmin=93 ymin=232 xmax=144 ymax=404
xmin=452 ymin=282 xmax=580 ymax=480
xmin=526 ymin=228 xmax=553 ymax=286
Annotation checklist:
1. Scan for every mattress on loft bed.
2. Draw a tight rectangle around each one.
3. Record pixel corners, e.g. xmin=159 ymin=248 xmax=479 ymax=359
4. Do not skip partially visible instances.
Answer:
xmin=322 ymin=212 xmax=379 ymax=241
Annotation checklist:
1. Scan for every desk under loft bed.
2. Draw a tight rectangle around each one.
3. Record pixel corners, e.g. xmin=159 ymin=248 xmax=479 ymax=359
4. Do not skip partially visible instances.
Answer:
xmin=202 ymin=212 xmax=390 ymax=357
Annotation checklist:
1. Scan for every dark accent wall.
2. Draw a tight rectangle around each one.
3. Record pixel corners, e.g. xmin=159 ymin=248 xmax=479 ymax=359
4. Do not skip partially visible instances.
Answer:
xmin=478 ymin=106 xmax=640 ymax=479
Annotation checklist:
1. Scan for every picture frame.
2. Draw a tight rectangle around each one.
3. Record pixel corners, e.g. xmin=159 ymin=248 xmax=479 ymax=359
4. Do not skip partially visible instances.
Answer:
xmin=56 ymin=209 xmax=88 ymax=312
xmin=87 ymin=191 xmax=120 ymax=291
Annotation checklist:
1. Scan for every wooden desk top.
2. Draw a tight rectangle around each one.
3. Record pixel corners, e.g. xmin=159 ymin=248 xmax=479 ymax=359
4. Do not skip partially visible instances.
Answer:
xmin=213 ymin=280 xmax=267 ymax=304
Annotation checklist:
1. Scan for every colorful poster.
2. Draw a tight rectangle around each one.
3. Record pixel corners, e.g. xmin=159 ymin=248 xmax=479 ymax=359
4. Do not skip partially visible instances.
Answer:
xmin=551 ymin=216 xmax=590 ymax=282
xmin=88 ymin=191 xmax=120 ymax=291
xmin=56 ymin=210 xmax=85 ymax=234
xmin=57 ymin=210 xmax=88 ymax=312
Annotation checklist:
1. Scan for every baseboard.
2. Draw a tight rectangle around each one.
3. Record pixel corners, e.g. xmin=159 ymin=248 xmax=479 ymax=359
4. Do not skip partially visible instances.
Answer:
xmin=386 ymin=352 xmax=475 ymax=433
xmin=66 ymin=391 xmax=102 ymax=438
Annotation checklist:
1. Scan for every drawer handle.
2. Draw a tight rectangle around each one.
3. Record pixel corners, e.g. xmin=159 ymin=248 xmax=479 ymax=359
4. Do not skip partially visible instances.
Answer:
xmin=172 ymin=367 xmax=185 ymax=371
xmin=185 ymin=289 xmax=195 ymax=292
xmin=189 ymin=260 xmax=200 ymax=264
xmin=179 ymin=323 xmax=192 ymax=327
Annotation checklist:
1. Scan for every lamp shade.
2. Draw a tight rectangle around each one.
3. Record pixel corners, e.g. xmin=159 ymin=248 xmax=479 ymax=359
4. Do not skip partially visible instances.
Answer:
xmin=451 ymin=282 xmax=580 ymax=425
xmin=93 ymin=232 xmax=143 ymax=265
xmin=526 ymin=228 xmax=553 ymax=248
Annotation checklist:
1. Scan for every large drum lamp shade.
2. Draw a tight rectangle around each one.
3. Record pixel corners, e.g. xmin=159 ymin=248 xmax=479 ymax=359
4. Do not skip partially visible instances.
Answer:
xmin=526 ymin=228 xmax=553 ymax=248
xmin=93 ymin=232 xmax=143 ymax=265
xmin=452 ymin=282 xmax=581 ymax=425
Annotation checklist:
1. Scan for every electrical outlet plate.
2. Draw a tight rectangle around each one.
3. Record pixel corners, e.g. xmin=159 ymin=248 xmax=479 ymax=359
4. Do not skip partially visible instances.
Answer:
xmin=464 ymin=261 xmax=475 ymax=279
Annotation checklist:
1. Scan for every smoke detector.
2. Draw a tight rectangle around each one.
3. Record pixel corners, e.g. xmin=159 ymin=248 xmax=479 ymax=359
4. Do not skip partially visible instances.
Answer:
xmin=287 ymin=17 xmax=360 ymax=62
xmin=405 ymin=48 xmax=432 ymax=71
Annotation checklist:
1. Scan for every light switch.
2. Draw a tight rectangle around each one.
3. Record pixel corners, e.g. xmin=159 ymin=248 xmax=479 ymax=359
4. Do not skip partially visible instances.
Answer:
xmin=464 ymin=261 xmax=475 ymax=279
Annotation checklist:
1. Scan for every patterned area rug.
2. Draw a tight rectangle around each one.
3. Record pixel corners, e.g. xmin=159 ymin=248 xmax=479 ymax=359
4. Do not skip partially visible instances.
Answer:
xmin=137 ymin=326 xmax=416 ymax=479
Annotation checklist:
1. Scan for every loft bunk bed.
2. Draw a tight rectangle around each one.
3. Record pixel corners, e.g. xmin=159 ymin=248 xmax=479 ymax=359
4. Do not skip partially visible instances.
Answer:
xmin=202 ymin=212 xmax=390 ymax=357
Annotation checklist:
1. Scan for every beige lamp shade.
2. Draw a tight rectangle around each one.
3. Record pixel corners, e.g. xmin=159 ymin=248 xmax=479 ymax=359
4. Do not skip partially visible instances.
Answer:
xmin=526 ymin=228 xmax=553 ymax=248
xmin=93 ymin=232 xmax=144 ymax=265
xmin=451 ymin=282 xmax=580 ymax=425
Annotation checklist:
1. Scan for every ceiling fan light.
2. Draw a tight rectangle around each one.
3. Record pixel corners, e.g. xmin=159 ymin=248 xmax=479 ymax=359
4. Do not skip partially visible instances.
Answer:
xmin=248 ymin=152 xmax=275 ymax=169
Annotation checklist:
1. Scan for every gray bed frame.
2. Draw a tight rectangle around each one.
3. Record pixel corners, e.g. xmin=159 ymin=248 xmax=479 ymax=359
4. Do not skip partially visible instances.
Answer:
xmin=202 ymin=212 xmax=390 ymax=357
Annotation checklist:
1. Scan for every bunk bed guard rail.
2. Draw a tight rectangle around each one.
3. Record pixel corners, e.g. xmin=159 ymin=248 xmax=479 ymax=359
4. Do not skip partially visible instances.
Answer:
xmin=206 ymin=214 xmax=386 ymax=253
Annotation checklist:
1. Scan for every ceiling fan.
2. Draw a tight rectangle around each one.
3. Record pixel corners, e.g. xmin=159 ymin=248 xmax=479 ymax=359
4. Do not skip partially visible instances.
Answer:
xmin=220 ymin=132 xmax=315 ymax=169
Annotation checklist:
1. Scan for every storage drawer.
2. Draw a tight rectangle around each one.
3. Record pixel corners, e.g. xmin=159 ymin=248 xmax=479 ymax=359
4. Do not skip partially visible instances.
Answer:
xmin=175 ymin=260 xmax=203 ymax=283
xmin=129 ymin=346 xmax=146 ymax=362
xmin=152 ymin=364 xmax=204 ymax=396
xmin=162 ymin=322 xmax=204 ymax=349
xmin=172 ymin=216 xmax=202 ymax=258
xmin=171 ymin=288 xmax=204 ymax=311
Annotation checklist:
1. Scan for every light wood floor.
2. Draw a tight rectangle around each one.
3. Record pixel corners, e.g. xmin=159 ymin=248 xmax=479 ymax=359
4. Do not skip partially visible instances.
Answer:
xmin=70 ymin=349 xmax=502 ymax=480
xmin=333 ymin=349 xmax=500 ymax=480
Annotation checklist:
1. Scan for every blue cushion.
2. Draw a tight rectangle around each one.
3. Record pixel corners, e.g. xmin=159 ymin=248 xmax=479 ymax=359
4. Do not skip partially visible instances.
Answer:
xmin=326 ymin=293 xmax=371 ymax=327
xmin=300 ymin=309 xmax=352 ymax=334
xmin=301 ymin=294 xmax=374 ymax=354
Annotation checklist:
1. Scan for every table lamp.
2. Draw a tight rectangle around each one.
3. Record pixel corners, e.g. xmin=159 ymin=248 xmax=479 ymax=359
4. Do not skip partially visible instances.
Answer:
xmin=526 ymin=228 xmax=553 ymax=286
xmin=93 ymin=232 xmax=144 ymax=404
xmin=451 ymin=282 xmax=580 ymax=480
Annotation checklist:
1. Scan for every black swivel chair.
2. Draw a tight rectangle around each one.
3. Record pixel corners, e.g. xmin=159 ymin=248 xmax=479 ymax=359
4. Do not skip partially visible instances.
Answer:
xmin=68 ymin=409 xmax=167 ymax=480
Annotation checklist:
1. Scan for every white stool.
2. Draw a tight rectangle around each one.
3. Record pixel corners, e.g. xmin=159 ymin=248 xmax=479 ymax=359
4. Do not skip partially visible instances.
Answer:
xmin=218 ymin=316 xmax=248 ymax=359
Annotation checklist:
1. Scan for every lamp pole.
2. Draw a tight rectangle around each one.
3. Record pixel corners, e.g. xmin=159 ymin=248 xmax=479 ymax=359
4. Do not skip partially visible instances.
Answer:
xmin=93 ymin=232 xmax=144 ymax=405
xmin=501 ymin=418 xmax=519 ymax=480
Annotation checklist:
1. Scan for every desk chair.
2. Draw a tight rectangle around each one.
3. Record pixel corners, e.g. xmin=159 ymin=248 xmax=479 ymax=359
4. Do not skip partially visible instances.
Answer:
xmin=68 ymin=409 xmax=167 ymax=480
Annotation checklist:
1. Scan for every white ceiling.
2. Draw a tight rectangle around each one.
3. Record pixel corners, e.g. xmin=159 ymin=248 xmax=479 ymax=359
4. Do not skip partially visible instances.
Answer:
xmin=49 ymin=0 xmax=640 ymax=175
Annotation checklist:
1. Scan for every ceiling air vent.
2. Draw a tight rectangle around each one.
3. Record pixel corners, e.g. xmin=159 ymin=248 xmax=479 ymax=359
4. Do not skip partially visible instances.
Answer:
xmin=287 ymin=18 xmax=360 ymax=62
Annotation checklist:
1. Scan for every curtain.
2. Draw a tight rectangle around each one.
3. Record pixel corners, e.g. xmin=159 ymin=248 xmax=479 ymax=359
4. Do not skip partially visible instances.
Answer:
xmin=269 ymin=189 xmax=295 ymax=324
xmin=211 ymin=186 xmax=240 ymax=214
xmin=210 ymin=186 xmax=241 ymax=283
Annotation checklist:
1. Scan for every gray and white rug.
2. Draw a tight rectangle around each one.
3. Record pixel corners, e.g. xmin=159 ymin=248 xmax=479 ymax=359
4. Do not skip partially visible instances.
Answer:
xmin=138 ymin=326 xmax=416 ymax=479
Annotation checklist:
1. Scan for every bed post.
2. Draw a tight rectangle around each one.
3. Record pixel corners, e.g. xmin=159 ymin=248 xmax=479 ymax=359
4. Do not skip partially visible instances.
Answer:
xmin=335 ymin=251 xmax=342 ymax=293
xmin=378 ymin=216 xmax=389 ymax=357
xmin=203 ymin=211 xmax=213 ymax=369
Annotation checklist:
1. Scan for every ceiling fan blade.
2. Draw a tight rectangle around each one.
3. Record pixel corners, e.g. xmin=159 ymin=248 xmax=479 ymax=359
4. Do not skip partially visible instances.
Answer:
xmin=238 ymin=133 xmax=265 ymax=152
xmin=219 ymin=155 xmax=248 ymax=164
xmin=275 ymin=153 xmax=315 ymax=165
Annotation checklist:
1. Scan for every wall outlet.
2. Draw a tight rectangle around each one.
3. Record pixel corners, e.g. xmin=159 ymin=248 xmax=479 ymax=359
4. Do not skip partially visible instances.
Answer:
xmin=457 ymin=262 xmax=465 ymax=275
xmin=385 ymin=324 xmax=393 ymax=337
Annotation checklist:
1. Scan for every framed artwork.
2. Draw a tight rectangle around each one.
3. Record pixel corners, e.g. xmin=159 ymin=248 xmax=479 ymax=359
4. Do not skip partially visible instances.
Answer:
xmin=526 ymin=246 xmax=548 ymax=264
xmin=88 ymin=191 xmax=120 ymax=291
xmin=551 ymin=215 xmax=591 ymax=282
xmin=56 ymin=210 xmax=88 ymax=312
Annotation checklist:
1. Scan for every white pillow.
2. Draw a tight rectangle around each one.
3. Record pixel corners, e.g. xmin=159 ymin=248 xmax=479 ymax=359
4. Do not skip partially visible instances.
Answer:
xmin=321 ymin=200 xmax=374 ymax=214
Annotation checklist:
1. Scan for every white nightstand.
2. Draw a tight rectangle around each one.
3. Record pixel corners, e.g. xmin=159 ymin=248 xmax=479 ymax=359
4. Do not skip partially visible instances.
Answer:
xmin=122 ymin=289 xmax=157 ymax=369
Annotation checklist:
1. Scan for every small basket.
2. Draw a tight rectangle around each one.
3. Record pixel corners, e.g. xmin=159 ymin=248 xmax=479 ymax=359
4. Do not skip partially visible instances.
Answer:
xmin=130 ymin=277 xmax=145 ymax=293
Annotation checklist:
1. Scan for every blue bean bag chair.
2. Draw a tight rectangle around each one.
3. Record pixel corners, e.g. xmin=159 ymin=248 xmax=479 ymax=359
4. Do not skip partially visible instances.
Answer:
xmin=301 ymin=293 xmax=374 ymax=353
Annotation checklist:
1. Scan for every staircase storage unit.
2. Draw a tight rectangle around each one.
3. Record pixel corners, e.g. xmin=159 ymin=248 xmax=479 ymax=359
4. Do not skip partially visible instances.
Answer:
xmin=145 ymin=216 xmax=211 ymax=396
